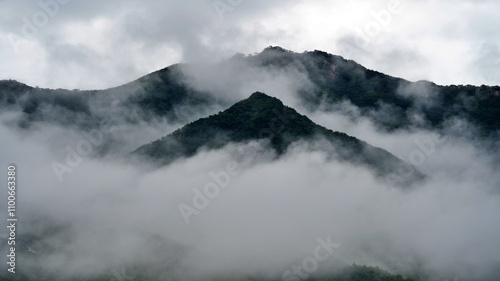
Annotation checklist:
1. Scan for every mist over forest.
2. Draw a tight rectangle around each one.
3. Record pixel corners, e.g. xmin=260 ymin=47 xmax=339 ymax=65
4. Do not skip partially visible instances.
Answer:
xmin=0 ymin=46 xmax=498 ymax=281
xmin=0 ymin=1 xmax=499 ymax=281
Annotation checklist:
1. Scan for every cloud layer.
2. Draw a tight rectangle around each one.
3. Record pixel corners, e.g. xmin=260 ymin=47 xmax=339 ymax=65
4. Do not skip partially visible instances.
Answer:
xmin=1 ymin=0 xmax=499 ymax=89
xmin=1 ymin=1 xmax=499 ymax=280
xmin=1 ymin=94 xmax=499 ymax=280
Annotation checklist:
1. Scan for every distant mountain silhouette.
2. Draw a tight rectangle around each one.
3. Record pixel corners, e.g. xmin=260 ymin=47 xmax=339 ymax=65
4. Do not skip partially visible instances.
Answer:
xmin=1 ymin=47 xmax=498 ymax=136
xmin=134 ymin=92 xmax=425 ymax=186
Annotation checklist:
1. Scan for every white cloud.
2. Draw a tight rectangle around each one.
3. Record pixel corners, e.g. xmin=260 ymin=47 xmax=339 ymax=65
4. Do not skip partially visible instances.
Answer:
xmin=1 ymin=108 xmax=499 ymax=279
xmin=0 ymin=0 xmax=498 ymax=89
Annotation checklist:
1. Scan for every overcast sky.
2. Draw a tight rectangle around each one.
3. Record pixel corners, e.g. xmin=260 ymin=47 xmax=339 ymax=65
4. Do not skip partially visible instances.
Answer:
xmin=0 ymin=0 xmax=499 ymax=90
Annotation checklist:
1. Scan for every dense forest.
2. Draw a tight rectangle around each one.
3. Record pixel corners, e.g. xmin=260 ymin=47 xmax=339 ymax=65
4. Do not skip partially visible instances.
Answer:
xmin=133 ymin=92 xmax=424 ymax=185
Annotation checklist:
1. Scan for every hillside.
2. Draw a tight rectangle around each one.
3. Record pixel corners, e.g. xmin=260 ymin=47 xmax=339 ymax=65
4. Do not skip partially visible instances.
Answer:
xmin=134 ymin=92 xmax=424 ymax=185
xmin=0 ymin=47 xmax=498 ymax=136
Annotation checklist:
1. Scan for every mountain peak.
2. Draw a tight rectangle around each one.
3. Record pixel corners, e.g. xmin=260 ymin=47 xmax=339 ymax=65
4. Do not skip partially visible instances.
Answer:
xmin=236 ymin=91 xmax=285 ymax=110
xmin=133 ymin=92 xmax=424 ymax=186
xmin=261 ymin=46 xmax=294 ymax=54
xmin=248 ymin=91 xmax=271 ymax=99
xmin=133 ymin=92 xmax=316 ymax=162
xmin=0 ymin=80 xmax=32 ymax=91
xmin=246 ymin=91 xmax=279 ymax=104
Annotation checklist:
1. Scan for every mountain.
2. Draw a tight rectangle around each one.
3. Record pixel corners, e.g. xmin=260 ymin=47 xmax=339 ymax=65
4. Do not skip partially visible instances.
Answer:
xmin=248 ymin=47 xmax=500 ymax=135
xmin=1 ymin=47 xmax=498 ymax=137
xmin=101 ymin=63 xmax=217 ymax=120
xmin=0 ymin=64 xmax=217 ymax=130
xmin=133 ymin=92 xmax=424 ymax=186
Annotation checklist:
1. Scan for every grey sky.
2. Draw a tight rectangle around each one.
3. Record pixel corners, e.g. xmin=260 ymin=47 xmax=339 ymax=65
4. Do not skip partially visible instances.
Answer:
xmin=0 ymin=0 xmax=499 ymax=89
xmin=1 ymin=2 xmax=499 ymax=280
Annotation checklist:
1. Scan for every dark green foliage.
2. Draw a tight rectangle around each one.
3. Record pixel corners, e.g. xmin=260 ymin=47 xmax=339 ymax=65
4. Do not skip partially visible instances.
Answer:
xmin=1 ymin=47 xmax=498 ymax=136
xmin=0 ymin=264 xmax=415 ymax=281
xmin=0 ymin=64 xmax=216 ymax=130
xmin=208 ymin=264 xmax=416 ymax=281
xmin=114 ymin=64 xmax=215 ymax=121
xmin=319 ymin=264 xmax=415 ymax=281
xmin=249 ymin=47 xmax=499 ymax=135
xmin=132 ymin=91 xmax=345 ymax=162
xmin=0 ymin=80 xmax=99 ymax=129
xmin=134 ymin=92 xmax=424 ymax=185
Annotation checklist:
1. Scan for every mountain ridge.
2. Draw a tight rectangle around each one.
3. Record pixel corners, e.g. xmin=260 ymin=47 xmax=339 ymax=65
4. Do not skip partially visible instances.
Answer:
xmin=133 ymin=91 xmax=425 ymax=186
xmin=1 ymin=46 xmax=498 ymax=137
